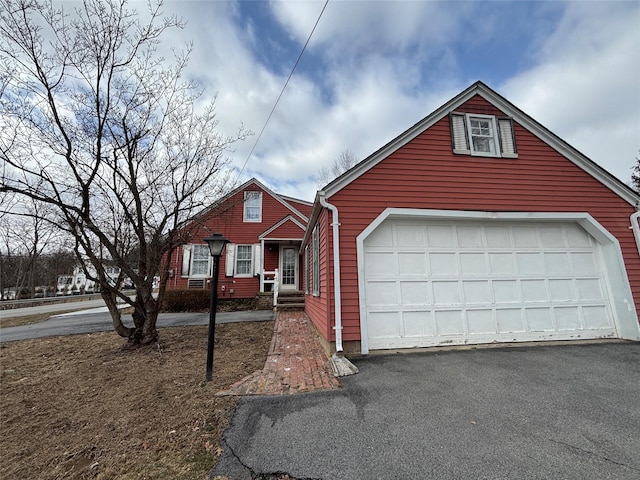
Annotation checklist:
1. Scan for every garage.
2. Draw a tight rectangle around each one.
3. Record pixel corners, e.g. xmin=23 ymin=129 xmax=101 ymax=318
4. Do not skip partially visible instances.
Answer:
xmin=359 ymin=211 xmax=625 ymax=351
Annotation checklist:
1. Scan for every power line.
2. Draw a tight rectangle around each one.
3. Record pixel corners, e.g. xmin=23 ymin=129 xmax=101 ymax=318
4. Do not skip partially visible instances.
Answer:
xmin=236 ymin=0 xmax=330 ymax=181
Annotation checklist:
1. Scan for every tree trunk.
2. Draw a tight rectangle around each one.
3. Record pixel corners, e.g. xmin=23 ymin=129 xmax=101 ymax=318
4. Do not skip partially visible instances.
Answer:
xmin=102 ymin=291 xmax=134 ymax=339
xmin=129 ymin=284 xmax=158 ymax=345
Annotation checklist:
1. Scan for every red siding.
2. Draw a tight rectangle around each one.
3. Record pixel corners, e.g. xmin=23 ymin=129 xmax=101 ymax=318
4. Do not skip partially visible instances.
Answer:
xmin=322 ymin=94 xmax=640 ymax=343
xmin=263 ymin=219 xmax=305 ymax=239
xmin=304 ymin=209 xmax=332 ymax=340
xmin=168 ymin=182 xmax=308 ymax=299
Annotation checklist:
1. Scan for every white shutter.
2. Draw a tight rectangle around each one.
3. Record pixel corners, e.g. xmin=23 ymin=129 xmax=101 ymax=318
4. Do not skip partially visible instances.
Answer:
xmin=181 ymin=245 xmax=191 ymax=277
xmin=498 ymin=118 xmax=517 ymax=157
xmin=225 ymin=244 xmax=236 ymax=277
xmin=252 ymin=244 xmax=262 ymax=276
xmin=451 ymin=113 xmax=470 ymax=153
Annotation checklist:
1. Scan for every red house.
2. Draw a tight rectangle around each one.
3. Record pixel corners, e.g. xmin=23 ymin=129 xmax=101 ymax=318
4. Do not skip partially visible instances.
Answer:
xmin=302 ymin=81 xmax=640 ymax=355
xmin=166 ymin=179 xmax=312 ymax=300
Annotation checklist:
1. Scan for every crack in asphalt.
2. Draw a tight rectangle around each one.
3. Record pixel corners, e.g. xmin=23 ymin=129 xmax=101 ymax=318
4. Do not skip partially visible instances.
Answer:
xmin=547 ymin=437 xmax=640 ymax=472
xmin=220 ymin=438 xmax=323 ymax=480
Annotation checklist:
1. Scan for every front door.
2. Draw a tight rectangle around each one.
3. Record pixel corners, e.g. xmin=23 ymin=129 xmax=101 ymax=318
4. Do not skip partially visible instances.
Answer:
xmin=280 ymin=246 xmax=298 ymax=290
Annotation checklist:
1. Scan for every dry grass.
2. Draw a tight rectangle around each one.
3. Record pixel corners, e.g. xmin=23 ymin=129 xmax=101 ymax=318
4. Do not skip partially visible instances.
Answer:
xmin=0 ymin=321 xmax=274 ymax=480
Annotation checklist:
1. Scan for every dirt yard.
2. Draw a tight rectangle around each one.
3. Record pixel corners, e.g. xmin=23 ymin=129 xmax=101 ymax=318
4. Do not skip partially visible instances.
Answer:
xmin=0 ymin=321 xmax=274 ymax=480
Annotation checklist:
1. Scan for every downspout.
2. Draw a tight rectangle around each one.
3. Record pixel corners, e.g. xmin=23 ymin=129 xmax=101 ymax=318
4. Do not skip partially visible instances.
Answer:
xmin=318 ymin=191 xmax=344 ymax=353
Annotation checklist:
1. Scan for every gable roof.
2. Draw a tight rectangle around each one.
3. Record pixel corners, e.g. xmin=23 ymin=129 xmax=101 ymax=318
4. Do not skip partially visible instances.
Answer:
xmin=321 ymin=81 xmax=639 ymax=207
xmin=259 ymin=215 xmax=306 ymax=240
xmin=187 ymin=177 xmax=310 ymax=230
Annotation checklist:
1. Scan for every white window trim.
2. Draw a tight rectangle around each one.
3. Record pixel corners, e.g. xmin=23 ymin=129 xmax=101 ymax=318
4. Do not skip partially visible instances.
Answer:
xmin=466 ymin=113 xmax=500 ymax=158
xmin=304 ymin=245 xmax=310 ymax=294
xmin=243 ymin=191 xmax=262 ymax=223
xmin=234 ymin=244 xmax=254 ymax=277
xmin=225 ymin=243 xmax=260 ymax=278
xmin=451 ymin=112 xmax=518 ymax=159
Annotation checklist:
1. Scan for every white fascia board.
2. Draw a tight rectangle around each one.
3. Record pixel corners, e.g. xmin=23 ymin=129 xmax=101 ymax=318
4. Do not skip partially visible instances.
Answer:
xmin=356 ymin=208 xmax=640 ymax=354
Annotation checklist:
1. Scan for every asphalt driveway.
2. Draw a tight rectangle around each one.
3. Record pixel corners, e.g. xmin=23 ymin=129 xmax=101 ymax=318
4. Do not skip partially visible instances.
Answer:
xmin=213 ymin=342 xmax=640 ymax=480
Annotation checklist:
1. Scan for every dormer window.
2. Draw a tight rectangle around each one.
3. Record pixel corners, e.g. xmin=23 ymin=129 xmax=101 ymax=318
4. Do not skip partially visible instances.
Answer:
xmin=243 ymin=191 xmax=262 ymax=222
xmin=451 ymin=112 xmax=517 ymax=158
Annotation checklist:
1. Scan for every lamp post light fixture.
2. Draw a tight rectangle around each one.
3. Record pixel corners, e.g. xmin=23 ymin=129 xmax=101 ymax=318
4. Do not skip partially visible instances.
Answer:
xmin=203 ymin=232 xmax=229 ymax=382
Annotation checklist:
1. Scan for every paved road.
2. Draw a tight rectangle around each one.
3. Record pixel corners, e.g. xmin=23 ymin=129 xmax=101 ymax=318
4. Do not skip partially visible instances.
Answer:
xmin=213 ymin=342 xmax=640 ymax=480
xmin=0 ymin=308 xmax=274 ymax=342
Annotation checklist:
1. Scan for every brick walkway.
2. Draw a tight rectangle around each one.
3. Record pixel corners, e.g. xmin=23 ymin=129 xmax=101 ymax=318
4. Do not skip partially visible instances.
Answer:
xmin=217 ymin=310 xmax=342 ymax=396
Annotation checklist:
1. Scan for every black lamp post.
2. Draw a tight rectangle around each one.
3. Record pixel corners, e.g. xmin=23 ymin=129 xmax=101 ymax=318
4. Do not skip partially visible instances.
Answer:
xmin=203 ymin=232 xmax=229 ymax=382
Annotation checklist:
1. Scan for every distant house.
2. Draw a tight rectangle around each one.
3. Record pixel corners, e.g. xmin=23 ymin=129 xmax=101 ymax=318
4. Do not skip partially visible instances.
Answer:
xmin=302 ymin=81 xmax=640 ymax=354
xmin=165 ymin=178 xmax=312 ymax=299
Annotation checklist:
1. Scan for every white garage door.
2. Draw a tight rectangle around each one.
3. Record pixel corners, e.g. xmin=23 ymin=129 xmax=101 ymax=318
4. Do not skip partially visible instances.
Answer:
xmin=363 ymin=219 xmax=617 ymax=350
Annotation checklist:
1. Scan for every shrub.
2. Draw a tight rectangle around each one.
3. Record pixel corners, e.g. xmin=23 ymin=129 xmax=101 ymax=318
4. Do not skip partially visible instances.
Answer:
xmin=161 ymin=291 xmax=259 ymax=312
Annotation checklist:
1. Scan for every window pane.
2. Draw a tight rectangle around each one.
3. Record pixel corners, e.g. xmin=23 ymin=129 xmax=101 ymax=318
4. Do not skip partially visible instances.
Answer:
xmin=236 ymin=245 xmax=252 ymax=275
xmin=244 ymin=192 xmax=261 ymax=222
xmin=192 ymin=245 xmax=210 ymax=276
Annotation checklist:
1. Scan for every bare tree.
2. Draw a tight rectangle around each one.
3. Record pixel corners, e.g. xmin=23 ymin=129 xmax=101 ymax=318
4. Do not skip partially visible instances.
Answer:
xmin=0 ymin=0 xmax=247 ymax=344
xmin=317 ymin=149 xmax=358 ymax=188
xmin=0 ymin=199 xmax=63 ymax=298
xmin=632 ymin=151 xmax=640 ymax=192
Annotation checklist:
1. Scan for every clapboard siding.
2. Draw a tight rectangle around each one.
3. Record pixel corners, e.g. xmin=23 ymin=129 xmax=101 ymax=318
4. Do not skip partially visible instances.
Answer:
xmin=304 ymin=209 xmax=332 ymax=340
xmin=168 ymin=180 xmax=308 ymax=298
xmin=324 ymin=95 xmax=640 ymax=342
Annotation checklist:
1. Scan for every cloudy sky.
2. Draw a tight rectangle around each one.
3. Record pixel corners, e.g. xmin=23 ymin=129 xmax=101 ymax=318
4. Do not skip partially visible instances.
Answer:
xmin=159 ymin=0 xmax=639 ymax=202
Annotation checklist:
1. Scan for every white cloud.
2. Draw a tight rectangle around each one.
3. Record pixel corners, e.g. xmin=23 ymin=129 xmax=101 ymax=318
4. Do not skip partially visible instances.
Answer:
xmin=501 ymin=2 xmax=640 ymax=184
xmin=162 ymin=1 xmax=638 ymax=201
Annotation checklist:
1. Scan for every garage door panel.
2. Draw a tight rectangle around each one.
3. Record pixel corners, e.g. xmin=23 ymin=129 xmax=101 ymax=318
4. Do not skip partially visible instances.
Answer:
xmin=556 ymin=307 xmax=581 ymax=330
xmin=521 ymin=280 xmax=548 ymax=302
xmin=403 ymin=311 xmax=434 ymax=337
xmin=400 ymin=281 xmax=430 ymax=304
xmin=497 ymin=308 xmax=525 ymax=333
xmin=396 ymin=225 xmax=426 ymax=247
xmin=549 ymin=279 xmax=575 ymax=301
xmin=463 ymin=280 xmax=491 ymax=304
xmin=365 ymin=252 xmax=395 ymax=276
xmin=427 ymin=225 xmax=454 ymax=246
xmin=363 ymin=219 xmax=618 ymax=350
xmin=467 ymin=309 xmax=494 ymax=334
xmin=398 ymin=252 xmax=427 ymax=275
xmin=460 ymin=253 xmax=487 ymax=274
xmin=539 ymin=226 xmax=565 ymax=247
xmin=485 ymin=226 xmax=512 ymax=247
xmin=435 ymin=310 xmax=464 ymax=335
xmin=432 ymin=281 xmax=461 ymax=304
xmin=429 ymin=253 xmax=457 ymax=275
xmin=545 ymin=253 xmax=571 ymax=274
xmin=513 ymin=226 xmax=538 ymax=247
xmin=366 ymin=281 xmax=397 ymax=306
xmin=494 ymin=280 xmax=520 ymax=303
xmin=457 ymin=226 xmax=483 ymax=247
xmin=583 ymin=306 xmax=611 ymax=329
xmin=525 ymin=308 xmax=554 ymax=331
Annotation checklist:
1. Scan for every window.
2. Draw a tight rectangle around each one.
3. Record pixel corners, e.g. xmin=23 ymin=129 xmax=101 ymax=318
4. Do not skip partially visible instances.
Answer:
xmin=191 ymin=245 xmax=210 ymax=276
xmin=468 ymin=115 xmax=498 ymax=156
xmin=243 ymin=191 xmax=262 ymax=222
xmin=312 ymin=224 xmax=320 ymax=296
xmin=235 ymin=245 xmax=253 ymax=276
xmin=450 ymin=112 xmax=517 ymax=158
xmin=304 ymin=245 xmax=310 ymax=294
